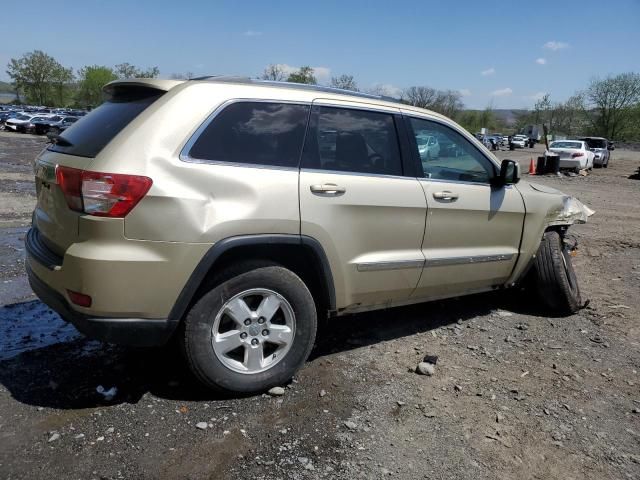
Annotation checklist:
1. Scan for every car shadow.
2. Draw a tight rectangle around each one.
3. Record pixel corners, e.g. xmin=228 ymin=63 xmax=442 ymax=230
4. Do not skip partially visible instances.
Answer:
xmin=0 ymin=289 xmax=548 ymax=409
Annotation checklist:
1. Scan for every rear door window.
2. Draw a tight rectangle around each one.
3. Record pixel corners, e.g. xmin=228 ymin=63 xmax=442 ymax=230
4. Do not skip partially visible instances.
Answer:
xmin=48 ymin=86 xmax=164 ymax=158
xmin=187 ymin=102 xmax=310 ymax=168
xmin=301 ymin=106 xmax=403 ymax=176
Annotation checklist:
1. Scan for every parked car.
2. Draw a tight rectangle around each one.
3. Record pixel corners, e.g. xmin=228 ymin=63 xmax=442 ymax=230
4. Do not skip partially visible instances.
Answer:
xmin=26 ymin=77 xmax=593 ymax=394
xmin=30 ymin=116 xmax=63 ymax=134
xmin=548 ymin=140 xmax=595 ymax=171
xmin=416 ymin=134 xmax=440 ymax=160
xmin=4 ymin=114 xmax=37 ymax=132
xmin=46 ymin=116 xmax=79 ymax=134
xmin=579 ymin=137 xmax=610 ymax=168
xmin=511 ymin=136 xmax=527 ymax=148
xmin=0 ymin=110 xmax=18 ymax=126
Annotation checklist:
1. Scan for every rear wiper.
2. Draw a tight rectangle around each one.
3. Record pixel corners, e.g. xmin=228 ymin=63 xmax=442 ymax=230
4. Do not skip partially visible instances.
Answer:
xmin=46 ymin=133 xmax=73 ymax=147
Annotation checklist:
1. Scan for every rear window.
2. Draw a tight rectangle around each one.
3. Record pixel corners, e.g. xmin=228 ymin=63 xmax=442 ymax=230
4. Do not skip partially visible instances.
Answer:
xmin=48 ymin=87 xmax=163 ymax=158
xmin=551 ymin=141 xmax=582 ymax=149
xmin=187 ymin=102 xmax=310 ymax=168
xmin=584 ymin=138 xmax=606 ymax=148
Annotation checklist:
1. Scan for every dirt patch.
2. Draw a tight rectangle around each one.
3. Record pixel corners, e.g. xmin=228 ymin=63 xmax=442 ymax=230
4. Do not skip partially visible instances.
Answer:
xmin=0 ymin=134 xmax=639 ymax=479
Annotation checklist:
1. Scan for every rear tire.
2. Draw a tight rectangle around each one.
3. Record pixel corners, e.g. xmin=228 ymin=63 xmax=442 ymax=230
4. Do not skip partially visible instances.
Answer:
xmin=182 ymin=265 xmax=317 ymax=394
xmin=532 ymin=231 xmax=582 ymax=315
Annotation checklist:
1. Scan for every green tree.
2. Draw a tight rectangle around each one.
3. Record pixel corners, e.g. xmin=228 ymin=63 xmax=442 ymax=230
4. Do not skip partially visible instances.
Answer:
xmin=287 ymin=66 xmax=316 ymax=84
xmin=582 ymin=72 xmax=640 ymax=140
xmin=401 ymin=86 xmax=464 ymax=118
xmin=6 ymin=50 xmax=74 ymax=106
xmin=261 ymin=64 xmax=287 ymax=81
xmin=114 ymin=62 xmax=160 ymax=79
xmin=330 ymin=74 xmax=358 ymax=91
xmin=77 ymin=65 xmax=117 ymax=107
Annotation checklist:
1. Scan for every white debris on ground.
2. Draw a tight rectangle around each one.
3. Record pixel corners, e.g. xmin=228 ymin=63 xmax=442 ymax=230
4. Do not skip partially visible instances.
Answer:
xmin=0 ymin=300 xmax=81 ymax=361
xmin=96 ymin=385 xmax=118 ymax=401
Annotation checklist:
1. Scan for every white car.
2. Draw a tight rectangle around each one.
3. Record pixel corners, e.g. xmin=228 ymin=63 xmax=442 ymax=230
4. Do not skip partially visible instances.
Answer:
xmin=3 ymin=114 xmax=35 ymax=132
xmin=416 ymin=134 xmax=440 ymax=160
xmin=511 ymin=136 xmax=527 ymax=148
xmin=548 ymin=140 xmax=595 ymax=171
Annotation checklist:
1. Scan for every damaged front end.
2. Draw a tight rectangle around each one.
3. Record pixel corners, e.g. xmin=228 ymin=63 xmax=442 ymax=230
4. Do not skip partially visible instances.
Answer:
xmin=547 ymin=196 xmax=595 ymax=227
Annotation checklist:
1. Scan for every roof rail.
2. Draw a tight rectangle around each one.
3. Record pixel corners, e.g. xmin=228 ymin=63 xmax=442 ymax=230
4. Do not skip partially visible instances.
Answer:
xmin=188 ymin=76 xmax=404 ymax=104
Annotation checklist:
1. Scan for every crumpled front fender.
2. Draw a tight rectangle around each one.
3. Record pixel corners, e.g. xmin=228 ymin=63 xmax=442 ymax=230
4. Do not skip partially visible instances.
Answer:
xmin=546 ymin=196 xmax=595 ymax=226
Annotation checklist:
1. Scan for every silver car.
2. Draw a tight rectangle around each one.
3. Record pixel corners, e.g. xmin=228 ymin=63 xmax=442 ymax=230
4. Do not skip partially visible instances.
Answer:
xmin=580 ymin=137 xmax=610 ymax=168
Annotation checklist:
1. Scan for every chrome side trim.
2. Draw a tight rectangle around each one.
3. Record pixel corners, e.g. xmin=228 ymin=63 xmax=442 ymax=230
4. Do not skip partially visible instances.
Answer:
xmin=425 ymin=253 xmax=514 ymax=267
xmin=302 ymin=168 xmax=418 ymax=181
xmin=356 ymin=259 xmax=425 ymax=272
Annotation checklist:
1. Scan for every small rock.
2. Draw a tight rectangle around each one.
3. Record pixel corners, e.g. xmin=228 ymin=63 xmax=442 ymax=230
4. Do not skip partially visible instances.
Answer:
xmin=196 ymin=422 xmax=208 ymax=430
xmin=467 ymin=345 xmax=479 ymax=351
xmin=544 ymin=409 xmax=551 ymax=415
xmin=344 ymin=421 xmax=357 ymax=430
xmin=96 ymin=436 xmax=105 ymax=442
xmin=496 ymin=412 xmax=505 ymax=423
xmin=454 ymin=385 xmax=463 ymax=392
xmin=632 ymin=408 xmax=640 ymax=414
xmin=74 ymin=434 xmax=85 ymax=440
xmin=48 ymin=433 xmax=61 ymax=442
xmin=319 ymin=389 xmax=326 ymax=397
xmin=495 ymin=310 xmax=513 ymax=317
xmin=106 ymin=427 xmax=115 ymax=434
xmin=298 ymin=457 xmax=309 ymax=464
xmin=416 ymin=362 xmax=435 ymax=376
xmin=422 ymin=354 xmax=438 ymax=365
xmin=268 ymin=387 xmax=285 ymax=397
xmin=397 ymin=401 xmax=406 ymax=407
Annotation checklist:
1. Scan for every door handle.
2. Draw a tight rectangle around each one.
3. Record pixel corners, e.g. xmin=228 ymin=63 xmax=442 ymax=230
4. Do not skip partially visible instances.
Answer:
xmin=310 ymin=183 xmax=346 ymax=195
xmin=432 ymin=190 xmax=459 ymax=201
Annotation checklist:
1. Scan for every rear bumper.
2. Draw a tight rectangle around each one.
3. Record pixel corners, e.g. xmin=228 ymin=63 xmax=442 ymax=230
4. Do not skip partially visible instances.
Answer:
xmin=24 ymin=226 xmax=210 ymax=346
xmin=26 ymin=261 xmax=178 ymax=346
xmin=559 ymin=159 xmax=584 ymax=169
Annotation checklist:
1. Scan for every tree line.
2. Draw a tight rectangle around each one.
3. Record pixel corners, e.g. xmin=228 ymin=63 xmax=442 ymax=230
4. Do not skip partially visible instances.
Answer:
xmin=5 ymin=51 xmax=640 ymax=140
xmin=515 ymin=73 xmax=640 ymax=141
xmin=6 ymin=50 xmax=160 ymax=107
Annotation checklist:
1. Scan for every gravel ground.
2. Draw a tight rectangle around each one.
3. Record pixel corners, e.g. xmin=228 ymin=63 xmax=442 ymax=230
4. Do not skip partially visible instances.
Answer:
xmin=0 ymin=132 xmax=639 ymax=479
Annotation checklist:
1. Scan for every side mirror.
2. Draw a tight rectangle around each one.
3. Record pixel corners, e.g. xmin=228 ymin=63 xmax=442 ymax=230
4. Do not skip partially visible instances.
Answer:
xmin=491 ymin=159 xmax=520 ymax=187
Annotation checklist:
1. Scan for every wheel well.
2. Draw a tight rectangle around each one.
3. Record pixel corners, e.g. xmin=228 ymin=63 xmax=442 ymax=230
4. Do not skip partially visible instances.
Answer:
xmin=171 ymin=239 xmax=335 ymax=322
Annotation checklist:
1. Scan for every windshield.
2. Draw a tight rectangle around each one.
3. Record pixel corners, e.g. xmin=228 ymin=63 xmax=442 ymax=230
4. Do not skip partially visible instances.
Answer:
xmin=584 ymin=138 xmax=607 ymax=148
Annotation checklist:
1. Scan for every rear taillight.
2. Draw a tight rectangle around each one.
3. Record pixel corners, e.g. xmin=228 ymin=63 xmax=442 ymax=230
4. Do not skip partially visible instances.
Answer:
xmin=55 ymin=166 xmax=152 ymax=218
xmin=571 ymin=152 xmax=584 ymax=158
xmin=67 ymin=290 xmax=92 ymax=307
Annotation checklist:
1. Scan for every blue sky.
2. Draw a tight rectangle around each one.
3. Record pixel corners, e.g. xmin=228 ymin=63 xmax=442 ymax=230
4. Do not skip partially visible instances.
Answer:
xmin=1 ymin=0 xmax=639 ymax=108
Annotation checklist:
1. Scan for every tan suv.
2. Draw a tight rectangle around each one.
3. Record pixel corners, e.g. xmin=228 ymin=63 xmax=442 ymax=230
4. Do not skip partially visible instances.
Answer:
xmin=26 ymin=77 xmax=593 ymax=393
